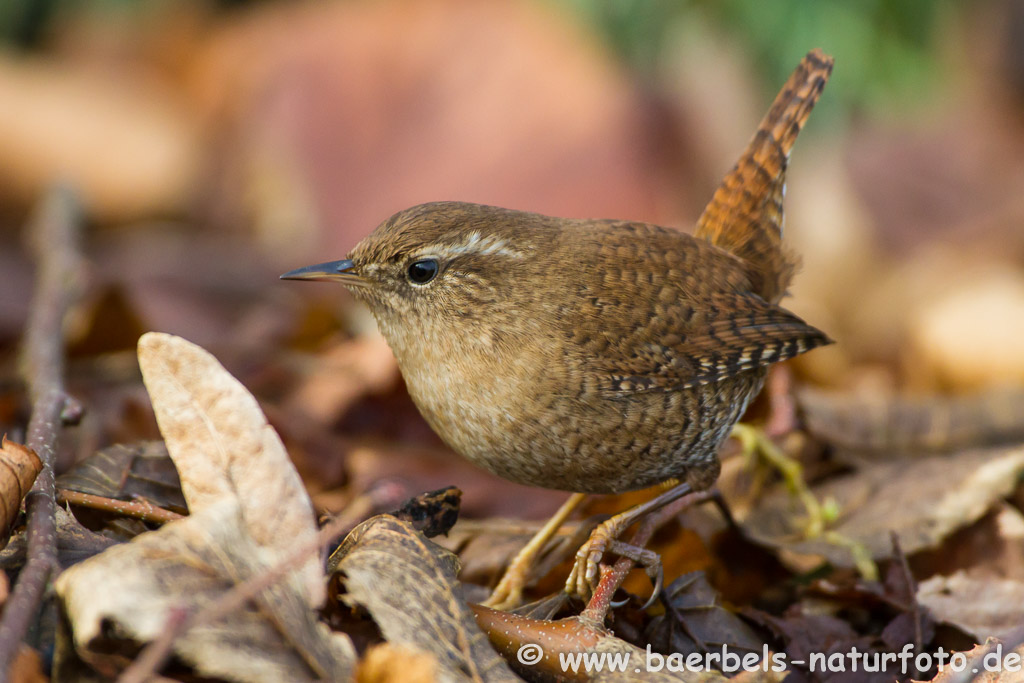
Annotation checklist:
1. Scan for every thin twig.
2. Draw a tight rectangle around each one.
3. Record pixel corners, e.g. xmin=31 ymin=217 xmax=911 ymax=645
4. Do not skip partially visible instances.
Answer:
xmin=890 ymin=531 xmax=922 ymax=651
xmin=0 ymin=186 xmax=84 ymax=679
xmin=117 ymin=491 xmax=382 ymax=683
xmin=57 ymin=490 xmax=185 ymax=525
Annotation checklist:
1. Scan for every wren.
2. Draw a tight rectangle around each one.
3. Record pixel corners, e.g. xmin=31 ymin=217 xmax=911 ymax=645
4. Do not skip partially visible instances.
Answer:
xmin=284 ymin=49 xmax=834 ymax=602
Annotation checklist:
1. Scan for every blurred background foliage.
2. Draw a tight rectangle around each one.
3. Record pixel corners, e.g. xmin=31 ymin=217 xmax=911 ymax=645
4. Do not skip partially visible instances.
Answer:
xmin=560 ymin=0 xmax=952 ymax=115
xmin=0 ymin=0 xmax=1021 ymax=398
xmin=0 ymin=0 xmax=965 ymax=108
xmin=2 ymin=0 xmax=958 ymax=113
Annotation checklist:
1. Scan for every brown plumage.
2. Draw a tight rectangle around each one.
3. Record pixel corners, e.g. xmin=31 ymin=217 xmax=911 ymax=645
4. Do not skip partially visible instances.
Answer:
xmin=282 ymin=50 xmax=834 ymax=497
xmin=696 ymin=47 xmax=833 ymax=304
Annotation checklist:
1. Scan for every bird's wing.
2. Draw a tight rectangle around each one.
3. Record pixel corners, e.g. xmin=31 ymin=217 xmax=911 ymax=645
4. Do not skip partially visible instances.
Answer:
xmin=593 ymin=291 xmax=830 ymax=395
xmin=561 ymin=221 xmax=830 ymax=395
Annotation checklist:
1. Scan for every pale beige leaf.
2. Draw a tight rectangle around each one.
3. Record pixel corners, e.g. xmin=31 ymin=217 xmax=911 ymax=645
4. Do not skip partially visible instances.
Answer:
xmin=55 ymin=500 xmax=355 ymax=682
xmin=137 ymin=331 xmax=322 ymax=605
xmin=334 ymin=515 xmax=517 ymax=683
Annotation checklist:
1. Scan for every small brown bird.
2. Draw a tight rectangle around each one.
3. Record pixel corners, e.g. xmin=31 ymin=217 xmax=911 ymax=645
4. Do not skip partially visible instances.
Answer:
xmin=284 ymin=49 xmax=833 ymax=607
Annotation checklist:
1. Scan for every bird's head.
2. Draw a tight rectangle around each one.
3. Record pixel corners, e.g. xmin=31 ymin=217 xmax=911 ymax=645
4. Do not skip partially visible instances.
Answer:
xmin=281 ymin=201 xmax=557 ymax=344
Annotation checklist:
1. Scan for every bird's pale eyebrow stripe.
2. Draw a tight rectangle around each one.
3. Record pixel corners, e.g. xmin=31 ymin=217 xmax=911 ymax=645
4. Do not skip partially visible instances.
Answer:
xmin=418 ymin=231 xmax=525 ymax=259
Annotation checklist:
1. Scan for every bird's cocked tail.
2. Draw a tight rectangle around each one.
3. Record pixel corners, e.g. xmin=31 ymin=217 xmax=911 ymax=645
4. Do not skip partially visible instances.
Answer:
xmin=694 ymin=49 xmax=834 ymax=304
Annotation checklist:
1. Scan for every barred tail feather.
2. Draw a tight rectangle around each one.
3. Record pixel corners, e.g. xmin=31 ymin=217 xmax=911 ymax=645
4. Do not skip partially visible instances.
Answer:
xmin=694 ymin=49 xmax=833 ymax=304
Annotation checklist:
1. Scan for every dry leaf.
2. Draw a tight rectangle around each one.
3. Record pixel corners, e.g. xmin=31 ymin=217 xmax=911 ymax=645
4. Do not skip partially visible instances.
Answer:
xmin=739 ymin=608 xmax=859 ymax=670
xmin=798 ymin=386 xmax=1024 ymax=454
xmin=56 ymin=440 xmax=185 ymax=512
xmin=917 ymin=571 xmax=1024 ymax=641
xmin=286 ymin=333 xmax=399 ymax=423
xmin=356 ymin=643 xmax=440 ymax=683
xmin=911 ymin=505 xmax=1024 ymax=581
xmin=55 ymin=499 xmax=355 ymax=682
xmin=137 ymin=331 xmax=322 ymax=605
xmin=57 ymin=334 xmax=352 ymax=679
xmin=0 ymin=507 xmax=118 ymax=573
xmin=915 ymin=639 xmax=1024 ymax=683
xmin=645 ymin=572 xmax=766 ymax=658
xmin=334 ymin=515 xmax=518 ymax=682
xmin=0 ymin=436 xmax=42 ymax=549
xmin=744 ymin=446 xmax=1024 ymax=568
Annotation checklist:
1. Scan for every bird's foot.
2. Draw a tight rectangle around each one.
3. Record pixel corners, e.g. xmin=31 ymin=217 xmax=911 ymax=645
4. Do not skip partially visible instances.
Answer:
xmin=607 ymin=540 xmax=664 ymax=608
xmin=565 ymin=491 xmax=682 ymax=603
xmin=567 ymin=539 xmax=664 ymax=610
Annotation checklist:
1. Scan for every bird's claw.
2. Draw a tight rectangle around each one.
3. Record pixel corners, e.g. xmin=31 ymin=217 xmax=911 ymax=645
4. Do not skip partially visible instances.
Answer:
xmin=567 ymin=540 xmax=602 ymax=599
xmin=606 ymin=540 xmax=663 ymax=609
xmin=565 ymin=520 xmax=665 ymax=607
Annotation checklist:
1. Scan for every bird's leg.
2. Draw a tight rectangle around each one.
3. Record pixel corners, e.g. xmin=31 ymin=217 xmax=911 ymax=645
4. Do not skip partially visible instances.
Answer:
xmin=731 ymin=422 xmax=833 ymax=538
xmin=566 ymin=482 xmax=693 ymax=600
xmin=482 ymin=492 xmax=587 ymax=610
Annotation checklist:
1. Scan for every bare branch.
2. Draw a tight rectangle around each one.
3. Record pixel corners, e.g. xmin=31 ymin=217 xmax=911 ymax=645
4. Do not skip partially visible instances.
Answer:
xmin=0 ymin=186 xmax=85 ymax=679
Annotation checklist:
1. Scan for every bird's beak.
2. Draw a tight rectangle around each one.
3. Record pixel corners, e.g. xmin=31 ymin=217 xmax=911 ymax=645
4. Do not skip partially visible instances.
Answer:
xmin=280 ymin=259 xmax=367 ymax=287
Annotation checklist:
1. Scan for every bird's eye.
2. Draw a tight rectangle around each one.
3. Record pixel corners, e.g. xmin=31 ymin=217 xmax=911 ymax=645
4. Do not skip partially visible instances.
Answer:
xmin=406 ymin=259 xmax=439 ymax=285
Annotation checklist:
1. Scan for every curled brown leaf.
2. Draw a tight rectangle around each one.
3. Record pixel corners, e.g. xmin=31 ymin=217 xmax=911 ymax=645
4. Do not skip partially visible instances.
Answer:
xmin=334 ymin=515 xmax=518 ymax=683
xmin=0 ymin=436 xmax=43 ymax=549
